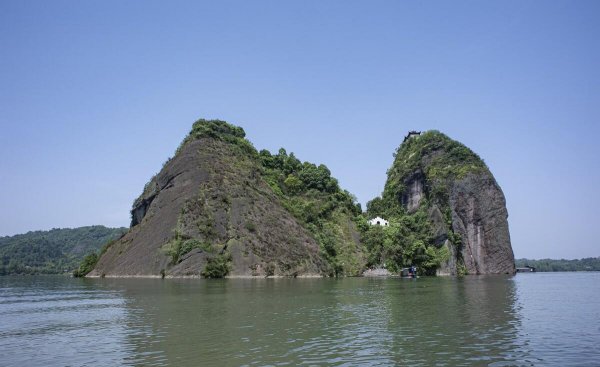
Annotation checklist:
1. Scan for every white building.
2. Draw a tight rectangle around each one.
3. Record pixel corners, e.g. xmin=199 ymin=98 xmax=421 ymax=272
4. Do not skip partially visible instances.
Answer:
xmin=368 ymin=216 xmax=389 ymax=226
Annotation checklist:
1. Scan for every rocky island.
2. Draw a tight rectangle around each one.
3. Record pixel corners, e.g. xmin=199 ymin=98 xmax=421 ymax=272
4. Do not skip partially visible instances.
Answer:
xmin=86 ymin=120 xmax=514 ymax=278
xmin=365 ymin=130 xmax=515 ymax=275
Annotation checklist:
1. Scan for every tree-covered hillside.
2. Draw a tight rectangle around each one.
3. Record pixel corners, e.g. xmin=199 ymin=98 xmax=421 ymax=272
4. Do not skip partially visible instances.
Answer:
xmin=259 ymin=148 xmax=365 ymax=275
xmin=0 ymin=226 xmax=126 ymax=275
xmin=516 ymin=258 xmax=600 ymax=272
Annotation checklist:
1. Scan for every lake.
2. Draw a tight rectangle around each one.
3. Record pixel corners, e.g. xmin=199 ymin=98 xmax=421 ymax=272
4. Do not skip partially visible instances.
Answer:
xmin=1 ymin=273 xmax=599 ymax=366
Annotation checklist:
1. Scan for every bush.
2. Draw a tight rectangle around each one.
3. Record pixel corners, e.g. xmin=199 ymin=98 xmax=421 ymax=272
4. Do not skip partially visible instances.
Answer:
xmin=73 ymin=253 xmax=99 ymax=277
xmin=202 ymin=252 xmax=232 ymax=278
xmin=190 ymin=119 xmax=246 ymax=139
xmin=165 ymin=237 xmax=211 ymax=264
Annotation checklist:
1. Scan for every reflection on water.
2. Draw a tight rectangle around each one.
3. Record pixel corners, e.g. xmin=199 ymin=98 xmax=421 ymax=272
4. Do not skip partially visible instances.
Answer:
xmin=1 ymin=274 xmax=599 ymax=366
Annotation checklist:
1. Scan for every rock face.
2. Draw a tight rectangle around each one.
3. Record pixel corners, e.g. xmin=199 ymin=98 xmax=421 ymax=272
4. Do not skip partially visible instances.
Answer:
xmin=449 ymin=173 xmax=514 ymax=274
xmin=90 ymin=122 xmax=329 ymax=277
xmin=401 ymin=172 xmax=425 ymax=213
xmin=381 ymin=131 xmax=515 ymax=275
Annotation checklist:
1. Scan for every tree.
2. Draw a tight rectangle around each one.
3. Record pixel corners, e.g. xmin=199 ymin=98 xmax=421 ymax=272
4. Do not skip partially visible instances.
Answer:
xmin=366 ymin=197 xmax=384 ymax=218
xmin=284 ymin=174 xmax=303 ymax=194
xmin=73 ymin=253 xmax=99 ymax=277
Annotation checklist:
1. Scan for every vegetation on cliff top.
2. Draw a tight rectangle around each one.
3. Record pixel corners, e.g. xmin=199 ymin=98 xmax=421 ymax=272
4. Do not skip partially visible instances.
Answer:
xmin=0 ymin=226 xmax=126 ymax=275
xmin=182 ymin=119 xmax=256 ymax=156
xmin=383 ymin=130 xmax=488 ymax=216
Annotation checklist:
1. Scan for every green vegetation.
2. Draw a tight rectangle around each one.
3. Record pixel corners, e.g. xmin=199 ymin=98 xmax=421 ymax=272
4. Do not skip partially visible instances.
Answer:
xmin=359 ymin=205 xmax=449 ymax=275
xmin=516 ymin=258 xmax=600 ymax=272
xmin=165 ymin=205 xmax=232 ymax=279
xmin=0 ymin=226 xmax=126 ymax=275
xmin=131 ymin=122 xmax=497 ymax=277
xmin=258 ymin=148 xmax=364 ymax=276
xmin=383 ymin=130 xmax=487 ymax=215
xmin=147 ymin=119 xmax=364 ymax=275
xmin=162 ymin=209 xmax=232 ymax=277
xmin=178 ymin=119 xmax=257 ymax=158
xmin=72 ymin=253 xmax=99 ymax=277
xmin=159 ymin=189 xmax=232 ymax=278
xmin=180 ymin=120 xmax=368 ymax=276
xmin=359 ymin=131 xmax=489 ymax=275
xmin=201 ymin=252 xmax=232 ymax=278
xmin=164 ymin=236 xmax=211 ymax=264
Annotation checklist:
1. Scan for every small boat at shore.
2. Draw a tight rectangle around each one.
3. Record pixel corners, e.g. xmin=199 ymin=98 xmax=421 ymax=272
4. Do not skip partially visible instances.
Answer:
xmin=400 ymin=267 xmax=418 ymax=278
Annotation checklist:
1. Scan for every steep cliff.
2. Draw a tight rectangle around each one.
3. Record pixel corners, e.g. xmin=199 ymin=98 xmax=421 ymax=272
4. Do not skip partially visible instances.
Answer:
xmin=90 ymin=120 xmax=363 ymax=277
xmin=367 ymin=131 xmax=515 ymax=275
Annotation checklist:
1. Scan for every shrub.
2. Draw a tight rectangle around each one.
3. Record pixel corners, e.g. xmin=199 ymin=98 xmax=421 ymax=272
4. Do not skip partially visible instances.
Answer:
xmin=73 ymin=253 xmax=99 ymax=277
xmin=166 ymin=237 xmax=210 ymax=264
xmin=202 ymin=252 xmax=232 ymax=278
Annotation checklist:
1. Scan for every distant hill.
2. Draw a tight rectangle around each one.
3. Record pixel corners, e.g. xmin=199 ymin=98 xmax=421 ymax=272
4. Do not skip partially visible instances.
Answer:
xmin=0 ymin=226 xmax=127 ymax=275
xmin=516 ymin=258 xmax=600 ymax=272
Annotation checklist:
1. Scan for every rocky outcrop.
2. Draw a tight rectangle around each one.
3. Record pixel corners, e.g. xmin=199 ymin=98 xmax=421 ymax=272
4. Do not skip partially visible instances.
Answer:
xmin=428 ymin=205 xmax=449 ymax=246
xmin=90 ymin=127 xmax=329 ymax=277
xmin=403 ymin=172 xmax=514 ymax=275
xmin=381 ymin=130 xmax=515 ymax=275
xmin=130 ymin=185 xmax=158 ymax=227
xmin=401 ymin=171 xmax=425 ymax=213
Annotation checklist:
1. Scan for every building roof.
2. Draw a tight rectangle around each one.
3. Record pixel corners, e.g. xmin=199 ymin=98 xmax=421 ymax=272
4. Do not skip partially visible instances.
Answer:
xmin=368 ymin=216 xmax=389 ymax=225
xmin=403 ymin=130 xmax=422 ymax=142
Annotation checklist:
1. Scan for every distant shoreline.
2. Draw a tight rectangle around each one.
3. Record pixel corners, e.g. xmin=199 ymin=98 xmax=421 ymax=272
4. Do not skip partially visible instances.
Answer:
xmin=3 ymin=270 xmax=600 ymax=278
xmin=515 ymin=258 xmax=600 ymax=272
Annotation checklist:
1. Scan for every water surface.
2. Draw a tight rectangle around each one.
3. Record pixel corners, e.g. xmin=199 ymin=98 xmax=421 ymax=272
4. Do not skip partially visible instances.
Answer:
xmin=1 ymin=273 xmax=599 ymax=366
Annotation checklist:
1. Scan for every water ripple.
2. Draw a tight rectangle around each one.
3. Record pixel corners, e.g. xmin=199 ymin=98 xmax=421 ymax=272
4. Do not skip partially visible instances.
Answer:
xmin=0 ymin=274 xmax=599 ymax=366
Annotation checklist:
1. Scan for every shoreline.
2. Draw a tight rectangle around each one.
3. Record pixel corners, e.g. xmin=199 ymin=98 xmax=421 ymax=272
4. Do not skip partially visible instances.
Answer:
xmin=85 ymin=273 xmax=327 ymax=279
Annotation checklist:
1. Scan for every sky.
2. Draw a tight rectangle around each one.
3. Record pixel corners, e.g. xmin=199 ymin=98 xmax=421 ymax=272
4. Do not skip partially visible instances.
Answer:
xmin=1 ymin=0 xmax=599 ymax=259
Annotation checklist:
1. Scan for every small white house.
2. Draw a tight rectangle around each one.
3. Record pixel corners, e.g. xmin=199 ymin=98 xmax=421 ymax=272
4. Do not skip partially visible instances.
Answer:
xmin=368 ymin=216 xmax=389 ymax=226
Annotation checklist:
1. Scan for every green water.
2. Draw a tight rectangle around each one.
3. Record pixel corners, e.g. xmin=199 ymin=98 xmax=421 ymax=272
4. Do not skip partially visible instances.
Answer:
xmin=1 ymin=273 xmax=599 ymax=366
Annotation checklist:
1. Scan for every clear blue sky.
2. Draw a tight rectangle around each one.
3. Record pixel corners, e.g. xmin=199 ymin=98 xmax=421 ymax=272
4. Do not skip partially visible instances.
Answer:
xmin=1 ymin=1 xmax=599 ymax=259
